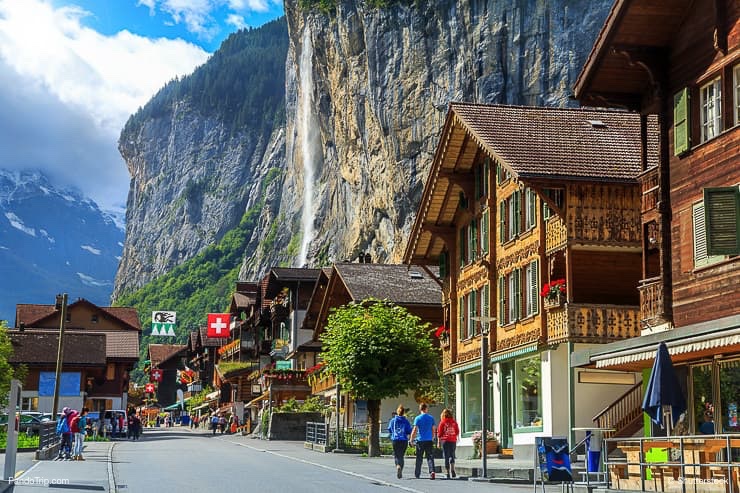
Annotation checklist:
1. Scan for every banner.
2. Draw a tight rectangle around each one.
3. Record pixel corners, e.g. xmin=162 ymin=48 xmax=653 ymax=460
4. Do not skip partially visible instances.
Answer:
xmin=152 ymin=311 xmax=176 ymax=336
xmin=207 ymin=313 xmax=231 ymax=338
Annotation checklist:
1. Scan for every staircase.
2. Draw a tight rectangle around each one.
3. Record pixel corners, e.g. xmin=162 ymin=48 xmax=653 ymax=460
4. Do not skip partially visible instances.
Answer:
xmin=592 ymin=382 xmax=644 ymax=453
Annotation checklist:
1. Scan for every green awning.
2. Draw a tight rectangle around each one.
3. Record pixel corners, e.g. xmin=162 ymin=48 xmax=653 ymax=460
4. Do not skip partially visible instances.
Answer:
xmin=490 ymin=342 xmax=539 ymax=363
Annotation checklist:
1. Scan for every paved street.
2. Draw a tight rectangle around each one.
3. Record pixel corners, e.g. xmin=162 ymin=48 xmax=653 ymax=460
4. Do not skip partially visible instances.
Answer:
xmin=5 ymin=428 xmax=575 ymax=492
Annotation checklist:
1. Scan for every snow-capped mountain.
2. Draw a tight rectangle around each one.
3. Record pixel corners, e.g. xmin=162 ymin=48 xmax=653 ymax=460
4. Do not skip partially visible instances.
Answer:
xmin=0 ymin=170 xmax=124 ymax=323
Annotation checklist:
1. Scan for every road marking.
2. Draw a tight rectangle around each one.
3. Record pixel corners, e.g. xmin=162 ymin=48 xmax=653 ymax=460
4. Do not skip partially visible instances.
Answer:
xmin=12 ymin=460 xmax=41 ymax=480
xmin=14 ymin=469 xmax=24 ymax=477
xmin=221 ymin=438 xmax=426 ymax=493
xmin=107 ymin=442 xmax=117 ymax=493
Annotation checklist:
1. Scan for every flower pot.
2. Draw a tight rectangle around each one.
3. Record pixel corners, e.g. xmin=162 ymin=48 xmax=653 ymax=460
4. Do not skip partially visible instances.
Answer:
xmin=476 ymin=439 xmax=499 ymax=457
xmin=543 ymin=292 xmax=563 ymax=310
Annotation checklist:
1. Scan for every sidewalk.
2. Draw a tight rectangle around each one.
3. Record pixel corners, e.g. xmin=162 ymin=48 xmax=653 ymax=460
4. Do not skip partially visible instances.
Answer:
xmin=1 ymin=440 xmax=114 ymax=493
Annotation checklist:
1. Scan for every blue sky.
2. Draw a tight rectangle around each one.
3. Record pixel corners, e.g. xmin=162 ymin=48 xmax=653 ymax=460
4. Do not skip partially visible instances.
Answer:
xmin=0 ymin=0 xmax=284 ymax=214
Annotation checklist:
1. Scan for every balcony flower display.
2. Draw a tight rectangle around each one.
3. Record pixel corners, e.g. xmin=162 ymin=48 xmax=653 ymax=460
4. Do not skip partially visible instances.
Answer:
xmin=540 ymin=279 xmax=566 ymax=303
xmin=434 ymin=325 xmax=450 ymax=345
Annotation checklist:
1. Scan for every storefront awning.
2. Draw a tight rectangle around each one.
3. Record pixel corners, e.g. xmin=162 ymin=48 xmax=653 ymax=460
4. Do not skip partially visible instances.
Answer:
xmin=572 ymin=314 xmax=740 ymax=371
xmin=490 ymin=342 xmax=539 ymax=363
xmin=245 ymin=391 xmax=269 ymax=407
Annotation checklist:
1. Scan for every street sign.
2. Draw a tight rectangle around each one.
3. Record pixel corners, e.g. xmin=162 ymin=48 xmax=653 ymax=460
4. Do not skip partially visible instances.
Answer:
xmin=207 ymin=313 xmax=231 ymax=338
xmin=151 ymin=311 xmax=176 ymax=337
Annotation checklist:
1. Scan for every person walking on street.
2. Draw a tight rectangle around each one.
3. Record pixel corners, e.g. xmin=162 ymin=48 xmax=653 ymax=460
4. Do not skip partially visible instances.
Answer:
xmin=409 ymin=403 xmax=436 ymax=480
xmin=219 ymin=414 xmax=226 ymax=434
xmin=56 ymin=407 xmax=72 ymax=460
xmin=72 ymin=408 xmax=88 ymax=460
xmin=211 ymin=413 xmax=219 ymax=435
xmin=388 ymin=404 xmax=412 ymax=479
xmin=130 ymin=412 xmax=141 ymax=440
xmin=437 ymin=408 xmax=460 ymax=479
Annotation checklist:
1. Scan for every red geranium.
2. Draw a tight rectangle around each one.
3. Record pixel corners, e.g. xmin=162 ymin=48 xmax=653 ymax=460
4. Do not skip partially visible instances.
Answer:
xmin=434 ymin=326 xmax=449 ymax=338
xmin=541 ymin=279 xmax=567 ymax=300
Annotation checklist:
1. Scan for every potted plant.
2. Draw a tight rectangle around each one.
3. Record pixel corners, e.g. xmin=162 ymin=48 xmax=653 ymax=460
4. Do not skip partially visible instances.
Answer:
xmin=541 ymin=278 xmax=567 ymax=308
xmin=472 ymin=430 xmax=498 ymax=457
xmin=434 ymin=325 xmax=450 ymax=347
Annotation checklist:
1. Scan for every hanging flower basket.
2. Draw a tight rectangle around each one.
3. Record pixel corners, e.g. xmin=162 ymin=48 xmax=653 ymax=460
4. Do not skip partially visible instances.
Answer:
xmin=541 ymin=279 xmax=566 ymax=309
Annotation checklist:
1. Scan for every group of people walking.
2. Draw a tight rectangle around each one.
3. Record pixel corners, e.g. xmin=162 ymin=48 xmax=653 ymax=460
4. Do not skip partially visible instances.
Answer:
xmin=56 ymin=407 xmax=89 ymax=460
xmin=387 ymin=403 xmax=459 ymax=480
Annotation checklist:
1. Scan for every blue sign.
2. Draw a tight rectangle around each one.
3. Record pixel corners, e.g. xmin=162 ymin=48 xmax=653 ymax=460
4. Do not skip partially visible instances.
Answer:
xmin=38 ymin=372 xmax=81 ymax=396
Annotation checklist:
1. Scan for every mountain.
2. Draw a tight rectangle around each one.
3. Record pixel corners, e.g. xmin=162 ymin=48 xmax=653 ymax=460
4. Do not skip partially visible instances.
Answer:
xmin=0 ymin=170 xmax=124 ymax=323
xmin=113 ymin=0 xmax=612 ymax=305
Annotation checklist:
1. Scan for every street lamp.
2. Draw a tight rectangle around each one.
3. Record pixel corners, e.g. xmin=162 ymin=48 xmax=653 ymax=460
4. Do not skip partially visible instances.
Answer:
xmin=471 ymin=315 xmax=495 ymax=479
xmin=51 ymin=293 xmax=68 ymax=418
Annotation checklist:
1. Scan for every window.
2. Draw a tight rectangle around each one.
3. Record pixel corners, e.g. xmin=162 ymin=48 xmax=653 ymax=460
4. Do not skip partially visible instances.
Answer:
xmin=467 ymin=290 xmax=478 ymax=338
xmin=507 ymin=270 xmax=520 ymax=323
xmin=468 ymin=218 xmax=478 ymax=263
xmin=700 ymin=77 xmax=722 ymax=142
xmin=500 ymin=191 xmax=522 ymax=243
xmin=481 ymin=209 xmax=489 ymax=254
xmin=734 ymin=65 xmax=740 ymax=125
xmin=439 ymin=251 xmax=449 ymax=279
xmin=704 ymin=187 xmax=740 ymax=256
xmin=542 ymin=188 xmax=564 ymax=220
xmin=476 ymin=158 xmax=490 ymax=200
xmin=524 ymin=188 xmax=537 ymax=231
xmin=693 ymin=202 xmax=725 ymax=268
xmin=463 ymin=370 xmax=482 ymax=434
xmin=458 ymin=295 xmax=465 ymax=340
xmin=106 ymin=363 xmax=116 ymax=380
xmin=514 ymin=356 xmax=542 ymax=429
xmin=91 ymin=314 xmax=98 ymax=323
xmin=523 ymin=261 xmax=539 ymax=317
xmin=459 ymin=226 xmax=467 ymax=267
xmin=496 ymin=162 xmax=511 ymax=184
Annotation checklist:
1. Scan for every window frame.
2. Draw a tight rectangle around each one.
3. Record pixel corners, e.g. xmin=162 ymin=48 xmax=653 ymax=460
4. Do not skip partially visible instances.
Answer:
xmin=523 ymin=260 xmax=539 ymax=317
xmin=734 ymin=64 xmax=740 ymax=126
xmin=700 ymin=76 xmax=722 ymax=142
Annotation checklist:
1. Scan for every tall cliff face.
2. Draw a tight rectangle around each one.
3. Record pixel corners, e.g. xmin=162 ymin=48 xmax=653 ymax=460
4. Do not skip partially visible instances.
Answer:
xmin=240 ymin=0 xmax=611 ymax=279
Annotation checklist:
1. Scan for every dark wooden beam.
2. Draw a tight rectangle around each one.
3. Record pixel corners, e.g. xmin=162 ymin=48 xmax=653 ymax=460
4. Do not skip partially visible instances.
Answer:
xmin=713 ymin=0 xmax=727 ymax=53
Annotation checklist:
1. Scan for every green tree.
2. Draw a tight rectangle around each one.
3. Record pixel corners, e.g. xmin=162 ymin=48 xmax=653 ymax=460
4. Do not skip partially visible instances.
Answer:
xmin=0 ymin=321 xmax=19 ymax=407
xmin=319 ymin=299 xmax=438 ymax=457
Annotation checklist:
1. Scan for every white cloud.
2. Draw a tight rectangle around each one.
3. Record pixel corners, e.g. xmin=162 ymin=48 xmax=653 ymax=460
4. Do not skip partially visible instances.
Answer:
xmin=4 ymin=212 xmax=36 ymax=236
xmin=81 ymin=244 xmax=102 ymax=255
xmin=0 ymin=0 xmax=209 ymax=212
xmin=225 ymin=13 xmax=246 ymax=30
xmin=76 ymin=272 xmax=112 ymax=287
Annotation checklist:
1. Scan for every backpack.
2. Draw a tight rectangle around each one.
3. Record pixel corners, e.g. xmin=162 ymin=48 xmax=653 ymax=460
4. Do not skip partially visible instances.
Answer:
xmin=56 ymin=417 xmax=69 ymax=435
xmin=70 ymin=416 xmax=80 ymax=433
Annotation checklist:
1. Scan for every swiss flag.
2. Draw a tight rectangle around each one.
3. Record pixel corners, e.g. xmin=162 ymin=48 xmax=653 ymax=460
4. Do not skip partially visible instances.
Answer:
xmin=144 ymin=383 xmax=155 ymax=394
xmin=150 ymin=369 xmax=163 ymax=382
xmin=207 ymin=313 xmax=231 ymax=338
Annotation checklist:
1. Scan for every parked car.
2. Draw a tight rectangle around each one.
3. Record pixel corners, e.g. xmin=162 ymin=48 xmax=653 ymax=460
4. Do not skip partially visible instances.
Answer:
xmin=0 ymin=413 xmax=45 ymax=435
xmin=103 ymin=410 xmax=128 ymax=437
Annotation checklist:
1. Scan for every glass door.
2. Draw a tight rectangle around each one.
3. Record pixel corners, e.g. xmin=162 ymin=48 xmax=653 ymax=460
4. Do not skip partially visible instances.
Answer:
xmin=500 ymin=362 xmax=514 ymax=449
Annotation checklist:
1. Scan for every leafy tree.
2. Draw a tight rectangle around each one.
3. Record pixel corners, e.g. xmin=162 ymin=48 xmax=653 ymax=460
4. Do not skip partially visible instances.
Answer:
xmin=319 ymin=299 xmax=438 ymax=456
xmin=0 ymin=321 xmax=21 ymax=408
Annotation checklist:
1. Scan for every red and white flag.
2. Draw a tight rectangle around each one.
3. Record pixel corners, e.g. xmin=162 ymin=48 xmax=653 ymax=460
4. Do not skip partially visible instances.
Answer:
xmin=207 ymin=313 xmax=231 ymax=338
xmin=144 ymin=383 xmax=155 ymax=394
xmin=150 ymin=369 xmax=163 ymax=382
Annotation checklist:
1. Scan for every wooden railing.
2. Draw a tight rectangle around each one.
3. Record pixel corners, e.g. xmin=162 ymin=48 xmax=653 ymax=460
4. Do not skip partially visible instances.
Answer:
xmin=639 ymin=167 xmax=659 ymax=213
xmin=311 ymin=373 xmax=337 ymax=394
xmin=546 ymin=303 xmax=641 ymax=343
xmin=545 ymin=216 xmax=568 ymax=254
xmin=592 ymin=382 xmax=643 ymax=439
xmin=638 ymin=276 xmax=664 ymax=324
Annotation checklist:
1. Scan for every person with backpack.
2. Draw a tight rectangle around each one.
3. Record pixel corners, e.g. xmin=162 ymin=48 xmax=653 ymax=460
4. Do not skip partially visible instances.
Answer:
xmin=387 ymin=404 xmax=412 ymax=479
xmin=437 ymin=408 xmax=460 ymax=479
xmin=72 ymin=408 xmax=88 ymax=460
xmin=56 ymin=408 xmax=72 ymax=459
xmin=210 ymin=413 xmax=219 ymax=435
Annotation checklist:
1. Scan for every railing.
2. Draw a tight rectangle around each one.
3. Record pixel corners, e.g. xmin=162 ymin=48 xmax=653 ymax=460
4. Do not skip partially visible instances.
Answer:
xmin=592 ymin=382 xmax=643 ymax=439
xmin=546 ymin=303 xmax=641 ymax=343
xmin=545 ymin=216 xmax=568 ymax=254
xmin=311 ymin=373 xmax=337 ymax=394
xmin=305 ymin=421 xmax=328 ymax=445
xmin=605 ymin=435 xmax=740 ymax=492
xmin=218 ymin=338 xmax=241 ymax=357
xmin=639 ymin=167 xmax=660 ymax=213
xmin=38 ymin=421 xmax=60 ymax=451
xmin=638 ymin=277 xmax=665 ymax=325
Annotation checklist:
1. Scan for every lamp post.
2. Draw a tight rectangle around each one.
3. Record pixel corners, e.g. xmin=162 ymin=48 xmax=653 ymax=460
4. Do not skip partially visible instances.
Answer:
xmin=51 ymin=293 xmax=68 ymax=418
xmin=472 ymin=315 xmax=495 ymax=479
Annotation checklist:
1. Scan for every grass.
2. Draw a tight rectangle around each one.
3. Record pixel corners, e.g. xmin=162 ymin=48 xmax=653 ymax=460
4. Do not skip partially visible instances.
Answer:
xmin=0 ymin=432 xmax=39 ymax=449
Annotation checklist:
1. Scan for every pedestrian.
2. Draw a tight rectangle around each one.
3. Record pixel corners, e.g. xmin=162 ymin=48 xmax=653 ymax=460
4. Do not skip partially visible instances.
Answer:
xmin=130 ymin=413 xmax=141 ymax=440
xmin=219 ymin=414 xmax=226 ymax=434
xmin=437 ymin=408 xmax=460 ymax=479
xmin=72 ymin=408 xmax=88 ymax=460
xmin=409 ymin=403 xmax=436 ymax=480
xmin=387 ymin=404 xmax=412 ymax=479
xmin=118 ymin=413 xmax=125 ymax=437
xmin=211 ymin=413 xmax=219 ymax=435
xmin=111 ymin=413 xmax=118 ymax=437
xmin=56 ymin=407 xmax=72 ymax=460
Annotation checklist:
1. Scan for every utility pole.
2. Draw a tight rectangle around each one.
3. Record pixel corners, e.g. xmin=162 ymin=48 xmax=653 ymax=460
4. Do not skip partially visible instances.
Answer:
xmin=51 ymin=293 xmax=68 ymax=418
xmin=472 ymin=315 xmax=495 ymax=479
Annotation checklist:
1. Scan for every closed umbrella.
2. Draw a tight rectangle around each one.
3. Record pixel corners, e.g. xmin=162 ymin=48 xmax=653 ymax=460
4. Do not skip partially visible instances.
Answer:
xmin=642 ymin=342 xmax=687 ymax=434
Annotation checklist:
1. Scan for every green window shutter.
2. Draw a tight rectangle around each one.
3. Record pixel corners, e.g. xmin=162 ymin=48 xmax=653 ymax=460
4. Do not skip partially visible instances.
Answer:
xmin=496 ymin=162 xmax=502 ymax=184
xmin=513 ymin=190 xmax=522 ymax=236
xmin=528 ymin=189 xmax=537 ymax=229
xmin=470 ymin=219 xmax=478 ymax=261
xmin=499 ymin=201 xmax=506 ymax=243
xmin=459 ymin=226 xmax=466 ymax=267
xmin=482 ymin=284 xmax=490 ymax=321
xmin=481 ymin=209 xmax=489 ymax=254
xmin=704 ymin=187 xmax=740 ymax=255
xmin=483 ymin=158 xmax=490 ymax=198
xmin=693 ymin=202 xmax=724 ymax=268
xmin=470 ymin=289 xmax=478 ymax=336
xmin=674 ymin=88 xmax=690 ymax=155
xmin=513 ymin=268 xmax=522 ymax=321
xmin=498 ymin=277 xmax=506 ymax=326
xmin=459 ymin=296 xmax=466 ymax=339
xmin=530 ymin=260 xmax=539 ymax=316
xmin=439 ymin=251 xmax=448 ymax=279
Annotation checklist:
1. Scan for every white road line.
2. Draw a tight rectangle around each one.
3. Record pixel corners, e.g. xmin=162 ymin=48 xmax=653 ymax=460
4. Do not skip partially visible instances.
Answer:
xmin=221 ymin=438 xmax=426 ymax=493
xmin=107 ymin=442 xmax=116 ymax=493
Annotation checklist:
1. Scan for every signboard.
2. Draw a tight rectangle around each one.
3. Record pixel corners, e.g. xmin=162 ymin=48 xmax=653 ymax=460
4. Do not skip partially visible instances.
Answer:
xmin=535 ymin=436 xmax=572 ymax=483
xmin=275 ymin=360 xmax=292 ymax=370
xmin=144 ymin=383 xmax=155 ymax=394
xmin=38 ymin=372 xmax=81 ymax=396
xmin=207 ymin=313 xmax=231 ymax=338
xmin=151 ymin=311 xmax=176 ymax=336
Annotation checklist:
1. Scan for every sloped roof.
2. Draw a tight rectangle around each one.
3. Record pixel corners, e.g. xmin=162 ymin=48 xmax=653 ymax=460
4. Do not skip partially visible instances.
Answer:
xmin=270 ymin=268 xmax=321 ymax=281
xmin=8 ymin=331 xmax=107 ymax=366
xmin=148 ymin=344 xmax=187 ymax=367
xmin=334 ymin=263 xmax=442 ymax=306
xmin=232 ymin=292 xmax=254 ymax=309
xmin=449 ymin=102 xmax=657 ymax=181
xmin=198 ymin=326 xmax=226 ymax=348
xmin=15 ymin=301 xmax=141 ymax=331
xmin=99 ymin=307 xmax=141 ymax=330
xmin=92 ymin=330 xmax=139 ymax=359
xmin=15 ymin=304 xmax=56 ymax=327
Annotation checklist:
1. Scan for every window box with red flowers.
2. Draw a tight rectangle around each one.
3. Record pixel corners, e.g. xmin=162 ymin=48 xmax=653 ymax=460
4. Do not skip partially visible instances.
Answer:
xmin=541 ymin=279 xmax=566 ymax=309
xmin=434 ymin=325 xmax=450 ymax=347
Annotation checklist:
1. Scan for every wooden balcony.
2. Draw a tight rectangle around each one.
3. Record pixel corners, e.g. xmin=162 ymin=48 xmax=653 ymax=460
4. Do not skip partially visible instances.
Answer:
xmin=638 ymin=276 xmax=667 ymax=326
xmin=546 ymin=303 xmax=640 ymax=344
xmin=545 ymin=216 xmax=567 ymax=254
xmin=311 ymin=373 xmax=337 ymax=394
xmin=639 ymin=167 xmax=659 ymax=214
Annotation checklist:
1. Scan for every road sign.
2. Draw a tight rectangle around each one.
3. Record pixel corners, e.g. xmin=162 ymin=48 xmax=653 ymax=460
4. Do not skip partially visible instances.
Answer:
xmin=207 ymin=313 xmax=231 ymax=338
xmin=152 ymin=311 xmax=176 ymax=337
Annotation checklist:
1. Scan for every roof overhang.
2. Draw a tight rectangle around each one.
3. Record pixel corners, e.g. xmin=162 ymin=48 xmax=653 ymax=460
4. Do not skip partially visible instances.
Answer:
xmin=571 ymin=314 xmax=740 ymax=371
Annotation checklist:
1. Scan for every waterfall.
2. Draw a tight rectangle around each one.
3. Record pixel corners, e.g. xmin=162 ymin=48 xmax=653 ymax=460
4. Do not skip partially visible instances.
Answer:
xmin=298 ymin=27 xmax=316 ymax=267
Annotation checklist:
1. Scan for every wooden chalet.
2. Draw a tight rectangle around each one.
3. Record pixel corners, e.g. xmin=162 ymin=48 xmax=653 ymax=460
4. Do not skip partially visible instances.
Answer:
xmin=148 ymin=343 xmax=188 ymax=409
xmin=404 ymin=102 xmax=657 ymax=459
xmin=569 ymin=0 xmax=740 ymax=479
xmin=11 ymin=299 xmax=141 ymax=413
xmin=301 ymin=262 xmax=444 ymax=430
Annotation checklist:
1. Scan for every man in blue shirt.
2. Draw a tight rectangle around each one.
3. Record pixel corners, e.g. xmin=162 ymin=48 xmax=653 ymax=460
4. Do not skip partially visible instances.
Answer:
xmin=409 ymin=403 xmax=436 ymax=479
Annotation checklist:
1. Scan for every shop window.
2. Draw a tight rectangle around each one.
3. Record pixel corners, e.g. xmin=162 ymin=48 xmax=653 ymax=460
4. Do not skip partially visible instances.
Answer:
xmin=463 ymin=370 xmax=482 ymax=434
xmin=691 ymin=364 xmax=713 ymax=434
xmin=700 ymin=77 xmax=722 ymax=142
xmin=514 ymin=356 xmax=542 ymax=429
xmin=719 ymin=359 xmax=740 ymax=433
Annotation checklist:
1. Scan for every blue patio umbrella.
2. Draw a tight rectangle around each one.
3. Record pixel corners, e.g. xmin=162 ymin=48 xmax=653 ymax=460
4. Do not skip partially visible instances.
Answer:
xmin=642 ymin=342 xmax=687 ymax=429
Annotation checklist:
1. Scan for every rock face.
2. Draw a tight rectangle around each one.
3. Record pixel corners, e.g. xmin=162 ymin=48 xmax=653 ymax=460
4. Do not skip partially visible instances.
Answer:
xmin=115 ymin=0 xmax=612 ymax=294
xmin=249 ymin=0 xmax=612 ymax=278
